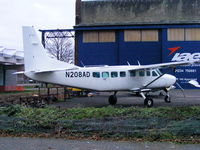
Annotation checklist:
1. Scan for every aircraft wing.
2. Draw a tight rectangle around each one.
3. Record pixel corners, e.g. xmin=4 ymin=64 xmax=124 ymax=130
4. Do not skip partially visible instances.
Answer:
xmin=128 ymin=61 xmax=199 ymax=71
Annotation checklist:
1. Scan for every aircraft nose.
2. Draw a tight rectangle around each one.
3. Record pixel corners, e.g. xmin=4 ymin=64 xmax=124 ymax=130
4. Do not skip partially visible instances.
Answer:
xmin=164 ymin=74 xmax=176 ymax=87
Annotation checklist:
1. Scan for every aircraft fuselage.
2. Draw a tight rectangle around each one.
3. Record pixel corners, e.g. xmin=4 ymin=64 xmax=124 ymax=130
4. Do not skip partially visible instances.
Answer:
xmin=25 ymin=66 xmax=176 ymax=91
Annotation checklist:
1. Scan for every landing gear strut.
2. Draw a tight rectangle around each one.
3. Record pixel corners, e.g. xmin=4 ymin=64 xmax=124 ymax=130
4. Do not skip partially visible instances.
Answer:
xmin=108 ymin=91 xmax=117 ymax=105
xmin=164 ymin=88 xmax=171 ymax=103
xmin=140 ymin=92 xmax=154 ymax=107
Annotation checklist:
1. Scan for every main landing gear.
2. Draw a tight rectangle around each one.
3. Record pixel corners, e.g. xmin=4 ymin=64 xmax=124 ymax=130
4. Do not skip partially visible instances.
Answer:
xmin=140 ymin=92 xmax=154 ymax=107
xmin=108 ymin=91 xmax=117 ymax=105
xmin=108 ymin=90 xmax=172 ymax=107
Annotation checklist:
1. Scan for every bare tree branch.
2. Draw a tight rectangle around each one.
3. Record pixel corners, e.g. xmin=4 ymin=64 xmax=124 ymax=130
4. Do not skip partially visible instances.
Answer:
xmin=45 ymin=32 xmax=74 ymax=63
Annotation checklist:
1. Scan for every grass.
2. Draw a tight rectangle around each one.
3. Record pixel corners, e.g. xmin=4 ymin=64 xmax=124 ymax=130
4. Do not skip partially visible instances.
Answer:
xmin=1 ymin=105 xmax=200 ymax=121
xmin=0 ymin=105 xmax=200 ymax=143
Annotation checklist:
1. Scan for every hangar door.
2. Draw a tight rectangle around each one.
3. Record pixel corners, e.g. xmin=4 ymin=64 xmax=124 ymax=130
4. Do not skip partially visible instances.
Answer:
xmin=119 ymin=29 xmax=162 ymax=65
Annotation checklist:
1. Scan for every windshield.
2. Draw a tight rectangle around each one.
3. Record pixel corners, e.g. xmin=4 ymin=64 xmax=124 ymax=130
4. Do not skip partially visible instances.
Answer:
xmin=156 ymin=69 xmax=163 ymax=75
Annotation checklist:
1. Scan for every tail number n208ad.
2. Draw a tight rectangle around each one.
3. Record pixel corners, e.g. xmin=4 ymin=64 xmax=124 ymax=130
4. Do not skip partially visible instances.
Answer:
xmin=66 ymin=72 xmax=90 ymax=78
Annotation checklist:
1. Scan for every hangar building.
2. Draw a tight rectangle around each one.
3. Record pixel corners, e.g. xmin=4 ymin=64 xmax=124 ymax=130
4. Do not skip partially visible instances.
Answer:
xmin=74 ymin=0 xmax=200 ymax=88
xmin=0 ymin=47 xmax=24 ymax=92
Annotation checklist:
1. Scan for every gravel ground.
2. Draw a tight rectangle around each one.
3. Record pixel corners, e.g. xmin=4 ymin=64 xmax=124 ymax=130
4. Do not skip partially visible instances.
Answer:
xmin=0 ymin=137 xmax=200 ymax=150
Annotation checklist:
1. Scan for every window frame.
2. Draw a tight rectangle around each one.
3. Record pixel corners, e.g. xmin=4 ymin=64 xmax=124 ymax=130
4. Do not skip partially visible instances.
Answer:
xmin=120 ymin=71 xmax=126 ymax=77
xmin=92 ymin=72 xmax=100 ymax=78
xmin=111 ymin=72 xmax=118 ymax=78
xmin=130 ymin=70 xmax=136 ymax=77
xmin=102 ymin=72 xmax=109 ymax=78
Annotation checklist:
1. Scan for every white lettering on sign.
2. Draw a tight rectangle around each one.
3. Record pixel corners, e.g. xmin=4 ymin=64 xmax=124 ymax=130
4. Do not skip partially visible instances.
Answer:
xmin=175 ymin=69 xmax=184 ymax=73
xmin=171 ymin=53 xmax=200 ymax=62
xmin=185 ymin=69 xmax=197 ymax=73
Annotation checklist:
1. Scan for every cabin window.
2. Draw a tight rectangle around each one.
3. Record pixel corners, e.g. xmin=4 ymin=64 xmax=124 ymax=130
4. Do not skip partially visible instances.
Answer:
xmin=130 ymin=70 xmax=136 ymax=77
xmin=139 ymin=70 xmax=145 ymax=76
xmin=120 ymin=71 xmax=126 ymax=77
xmin=102 ymin=72 xmax=109 ymax=78
xmin=93 ymin=72 xmax=100 ymax=78
xmin=111 ymin=72 xmax=118 ymax=78
xmin=146 ymin=70 xmax=151 ymax=76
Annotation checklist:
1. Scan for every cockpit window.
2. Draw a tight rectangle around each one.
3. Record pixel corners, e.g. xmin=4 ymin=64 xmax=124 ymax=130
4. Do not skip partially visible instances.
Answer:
xmin=93 ymin=72 xmax=100 ymax=78
xmin=152 ymin=70 xmax=158 ymax=76
xmin=111 ymin=72 xmax=118 ymax=78
xmin=156 ymin=69 xmax=162 ymax=75
xmin=102 ymin=72 xmax=109 ymax=78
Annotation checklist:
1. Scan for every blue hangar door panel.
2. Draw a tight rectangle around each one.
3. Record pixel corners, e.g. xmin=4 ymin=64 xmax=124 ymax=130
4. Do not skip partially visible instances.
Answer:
xmin=163 ymin=42 xmax=200 ymax=89
xmin=77 ymin=31 xmax=118 ymax=66
xmin=119 ymin=30 xmax=162 ymax=65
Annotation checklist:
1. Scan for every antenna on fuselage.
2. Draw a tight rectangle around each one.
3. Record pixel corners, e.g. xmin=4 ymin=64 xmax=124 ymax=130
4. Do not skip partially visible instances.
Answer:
xmin=127 ymin=61 xmax=130 ymax=66
xmin=137 ymin=60 xmax=141 ymax=66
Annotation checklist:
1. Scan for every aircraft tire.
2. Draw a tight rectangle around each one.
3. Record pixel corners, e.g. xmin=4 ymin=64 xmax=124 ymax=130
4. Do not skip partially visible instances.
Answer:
xmin=144 ymin=98 xmax=153 ymax=107
xmin=108 ymin=95 xmax=117 ymax=105
xmin=164 ymin=95 xmax=171 ymax=103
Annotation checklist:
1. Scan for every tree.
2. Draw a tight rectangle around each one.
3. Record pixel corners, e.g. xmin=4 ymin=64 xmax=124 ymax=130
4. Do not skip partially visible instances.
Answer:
xmin=45 ymin=31 xmax=74 ymax=63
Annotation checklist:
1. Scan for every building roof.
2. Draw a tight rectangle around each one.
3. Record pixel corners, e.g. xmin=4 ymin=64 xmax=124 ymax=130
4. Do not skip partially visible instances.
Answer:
xmin=0 ymin=46 xmax=24 ymax=65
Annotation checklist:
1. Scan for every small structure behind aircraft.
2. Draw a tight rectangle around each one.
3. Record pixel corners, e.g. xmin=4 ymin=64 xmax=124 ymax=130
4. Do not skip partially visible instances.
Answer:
xmin=22 ymin=26 xmax=199 ymax=107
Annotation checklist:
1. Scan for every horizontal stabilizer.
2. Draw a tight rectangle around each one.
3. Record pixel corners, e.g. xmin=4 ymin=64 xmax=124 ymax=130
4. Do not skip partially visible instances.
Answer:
xmin=13 ymin=71 xmax=24 ymax=75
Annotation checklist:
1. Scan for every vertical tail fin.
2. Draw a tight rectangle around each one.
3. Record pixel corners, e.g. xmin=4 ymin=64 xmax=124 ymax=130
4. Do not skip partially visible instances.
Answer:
xmin=22 ymin=26 xmax=76 ymax=72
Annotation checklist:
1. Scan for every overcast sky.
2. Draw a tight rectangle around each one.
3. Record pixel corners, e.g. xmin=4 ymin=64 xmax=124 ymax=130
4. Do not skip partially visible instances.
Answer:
xmin=0 ymin=0 xmax=75 ymax=50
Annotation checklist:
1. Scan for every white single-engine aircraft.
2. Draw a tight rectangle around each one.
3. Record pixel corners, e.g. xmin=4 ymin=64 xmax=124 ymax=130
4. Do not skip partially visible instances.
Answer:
xmin=22 ymin=26 xmax=199 ymax=107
